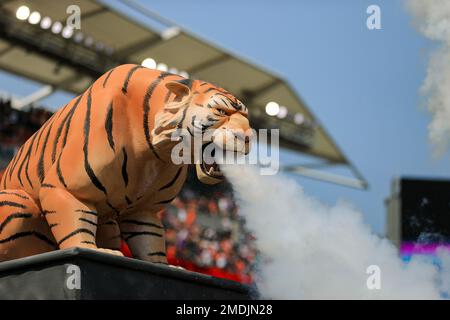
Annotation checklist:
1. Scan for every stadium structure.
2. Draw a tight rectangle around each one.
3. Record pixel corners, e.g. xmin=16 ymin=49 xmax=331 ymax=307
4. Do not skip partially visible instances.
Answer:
xmin=0 ymin=0 xmax=367 ymax=299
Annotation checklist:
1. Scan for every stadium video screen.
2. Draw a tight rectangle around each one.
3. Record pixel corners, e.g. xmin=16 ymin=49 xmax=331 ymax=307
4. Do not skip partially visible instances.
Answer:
xmin=400 ymin=178 xmax=450 ymax=256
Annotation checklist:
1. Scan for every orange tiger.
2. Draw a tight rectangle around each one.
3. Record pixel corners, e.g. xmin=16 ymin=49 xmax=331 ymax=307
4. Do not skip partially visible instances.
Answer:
xmin=0 ymin=64 xmax=251 ymax=263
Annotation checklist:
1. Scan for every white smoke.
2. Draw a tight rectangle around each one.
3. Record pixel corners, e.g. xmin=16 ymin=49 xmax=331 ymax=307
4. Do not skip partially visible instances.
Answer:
xmin=222 ymin=164 xmax=450 ymax=299
xmin=407 ymin=0 xmax=450 ymax=155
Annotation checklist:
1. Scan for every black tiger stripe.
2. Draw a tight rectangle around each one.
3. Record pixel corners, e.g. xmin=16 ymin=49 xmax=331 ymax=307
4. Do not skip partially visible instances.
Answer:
xmin=81 ymin=240 xmax=96 ymax=245
xmin=41 ymin=183 xmax=56 ymax=189
xmin=219 ymin=97 xmax=231 ymax=108
xmin=42 ymin=210 xmax=56 ymax=216
xmin=33 ymin=123 xmax=46 ymax=155
xmin=56 ymin=154 xmax=68 ymax=189
xmin=143 ymin=72 xmax=172 ymax=160
xmin=37 ymin=122 xmax=54 ymax=183
xmin=121 ymin=147 xmax=129 ymax=187
xmin=0 ymin=213 xmax=32 ymax=233
xmin=83 ymin=88 xmax=108 ymax=195
xmin=50 ymin=104 xmax=70 ymax=163
xmin=103 ymin=68 xmax=115 ymax=88
xmin=53 ymin=94 xmax=84 ymax=188
xmin=105 ymin=101 xmax=115 ymax=152
xmin=57 ymin=228 xmax=95 ymax=246
xmin=159 ymin=167 xmax=183 ymax=191
xmin=61 ymin=95 xmax=83 ymax=148
xmin=204 ymin=87 xmax=216 ymax=94
xmin=17 ymin=132 xmax=38 ymax=188
xmin=51 ymin=95 xmax=83 ymax=172
xmin=120 ymin=219 xmax=164 ymax=229
xmin=51 ymin=105 xmax=67 ymax=164
xmin=107 ymin=201 xmax=120 ymax=215
xmin=122 ymin=231 xmax=162 ymax=241
xmin=0 ymin=231 xmax=56 ymax=248
xmin=214 ymin=87 xmax=232 ymax=96
xmin=8 ymin=144 xmax=25 ymax=181
xmin=79 ymin=217 xmax=97 ymax=227
xmin=199 ymin=82 xmax=209 ymax=87
xmin=125 ymin=196 xmax=132 ymax=205
xmin=75 ymin=209 xmax=98 ymax=217
xmin=0 ymin=191 xmax=29 ymax=200
xmin=148 ymin=251 xmax=166 ymax=257
xmin=155 ymin=196 xmax=177 ymax=205
xmin=49 ymin=223 xmax=58 ymax=229
xmin=122 ymin=65 xmax=143 ymax=94
xmin=177 ymin=78 xmax=193 ymax=89
xmin=231 ymin=101 xmax=242 ymax=111
xmin=33 ymin=112 xmax=56 ymax=155
xmin=206 ymin=116 xmax=220 ymax=122
xmin=0 ymin=201 xmax=26 ymax=209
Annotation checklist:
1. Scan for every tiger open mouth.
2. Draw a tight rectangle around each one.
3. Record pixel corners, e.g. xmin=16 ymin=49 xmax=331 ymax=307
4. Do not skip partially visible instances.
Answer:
xmin=195 ymin=142 xmax=223 ymax=184
xmin=201 ymin=142 xmax=223 ymax=177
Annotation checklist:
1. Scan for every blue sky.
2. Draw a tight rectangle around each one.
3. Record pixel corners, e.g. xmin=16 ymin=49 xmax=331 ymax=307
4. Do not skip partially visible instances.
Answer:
xmin=1 ymin=0 xmax=448 ymax=234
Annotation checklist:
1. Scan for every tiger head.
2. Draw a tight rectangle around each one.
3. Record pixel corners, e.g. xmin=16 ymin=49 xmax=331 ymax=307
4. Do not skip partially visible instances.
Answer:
xmin=153 ymin=78 xmax=252 ymax=184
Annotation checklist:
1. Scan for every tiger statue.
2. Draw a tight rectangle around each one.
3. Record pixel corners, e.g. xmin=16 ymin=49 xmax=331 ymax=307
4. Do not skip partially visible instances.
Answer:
xmin=0 ymin=64 xmax=251 ymax=263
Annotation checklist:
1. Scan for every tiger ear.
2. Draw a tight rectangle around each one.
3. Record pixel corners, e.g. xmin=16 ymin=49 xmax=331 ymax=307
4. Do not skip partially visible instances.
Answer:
xmin=165 ymin=79 xmax=192 ymax=102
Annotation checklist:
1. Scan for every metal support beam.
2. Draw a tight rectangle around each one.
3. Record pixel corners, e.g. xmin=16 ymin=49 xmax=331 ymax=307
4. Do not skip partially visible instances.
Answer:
xmin=114 ymin=35 xmax=162 ymax=61
xmin=242 ymin=78 xmax=283 ymax=100
xmin=12 ymin=85 xmax=54 ymax=110
xmin=282 ymin=165 xmax=368 ymax=190
xmin=187 ymin=54 xmax=230 ymax=75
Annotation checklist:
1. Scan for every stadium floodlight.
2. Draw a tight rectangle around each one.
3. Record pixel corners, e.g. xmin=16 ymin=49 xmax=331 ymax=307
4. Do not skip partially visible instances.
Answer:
xmin=84 ymin=36 xmax=94 ymax=47
xmin=105 ymin=46 xmax=114 ymax=56
xmin=51 ymin=21 xmax=63 ymax=34
xmin=73 ymin=32 xmax=84 ymax=43
xmin=156 ymin=63 xmax=168 ymax=72
xmin=28 ymin=11 xmax=41 ymax=25
xmin=40 ymin=16 xmax=52 ymax=29
xmin=142 ymin=58 xmax=157 ymax=69
xmin=294 ymin=112 xmax=305 ymax=125
xmin=265 ymin=101 xmax=279 ymax=116
xmin=277 ymin=105 xmax=288 ymax=119
xmin=95 ymin=42 xmax=105 ymax=51
xmin=16 ymin=6 xmax=30 ymax=20
xmin=179 ymin=71 xmax=189 ymax=78
xmin=61 ymin=26 xmax=74 ymax=39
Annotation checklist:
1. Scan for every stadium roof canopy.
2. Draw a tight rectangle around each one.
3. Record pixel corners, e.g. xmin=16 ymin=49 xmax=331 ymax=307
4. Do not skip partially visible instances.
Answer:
xmin=0 ymin=0 xmax=367 ymax=189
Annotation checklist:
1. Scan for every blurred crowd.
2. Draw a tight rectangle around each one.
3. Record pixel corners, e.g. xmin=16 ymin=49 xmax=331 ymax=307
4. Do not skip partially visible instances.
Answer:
xmin=0 ymin=97 xmax=52 ymax=168
xmin=0 ymin=97 xmax=52 ymax=144
xmin=0 ymin=99 xmax=257 ymax=283
xmin=163 ymin=183 xmax=257 ymax=283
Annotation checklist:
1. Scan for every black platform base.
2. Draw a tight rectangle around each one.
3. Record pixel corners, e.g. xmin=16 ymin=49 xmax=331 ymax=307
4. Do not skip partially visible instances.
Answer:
xmin=0 ymin=248 xmax=254 ymax=300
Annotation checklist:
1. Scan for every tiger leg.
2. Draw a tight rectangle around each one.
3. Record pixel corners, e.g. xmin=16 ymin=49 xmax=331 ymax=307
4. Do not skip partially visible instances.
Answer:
xmin=0 ymin=189 xmax=56 ymax=261
xmin=39 ymin=187 xmax=123 ymax=256
xmin=118 ymin=211 xmax=167 ymax=264
xmin=96 ymin=219 xmax=122 ymax=251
